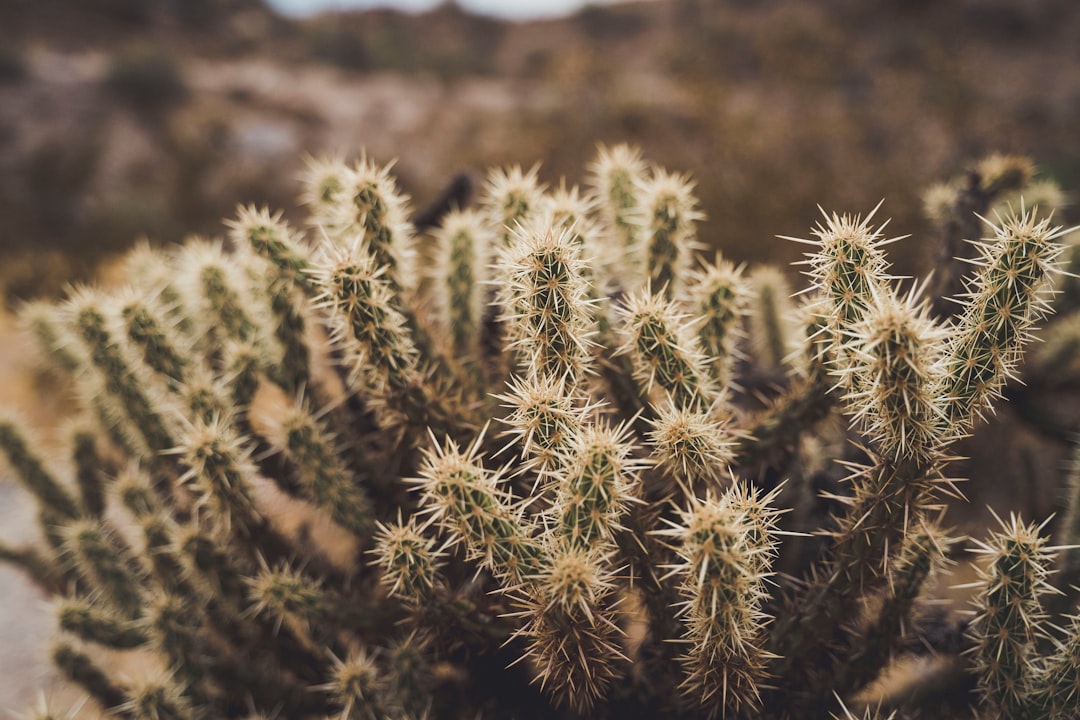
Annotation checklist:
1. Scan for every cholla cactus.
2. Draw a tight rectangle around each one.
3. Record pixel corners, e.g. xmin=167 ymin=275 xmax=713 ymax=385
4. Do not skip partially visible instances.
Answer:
xmin=431 ymin=208 xmax=491 ymax=360
xmin=687 ymin=255 xmax=748 ymax=387
xmin=314 ymin=154 xmax=416 ymax=295
xmin=1032 ymin=611 xmax=1080 ymax=720
xmin=268 ymin=400 xmax=375 ymax=539
xmin=321 ymin=647 xmax=392 ymax=720
xmin=968 ymin=514 xmax=1056 ymax=718
xmin=792 ymin=204 xmax=892 ymax=367
xmin=657 ymin=485 xmax=781 ymax=718
xmin=636 ymin=167 xmax=704 ymax=299
xmin=936 ymin=208 xmax=1065 ymax=431
xmin=410 ymin=429 xmax=544 ymax=585
xmin=2 ymin=148 xmax=1077 ymax=720
xmin=648 ymin=399 xmax=735 ymax=489
xmin=496 ymin=371 xmax=589 ymax=472
xmin=745 ymin=265 xmax=797 ymax=375
xmin=839 ymin=288 xmax=948 ymax=465
xmin=588 ymin=143 xmax=647 ymax=261
xmin=496 ymin=224 xmax=594 ymax=382
xmin=482 ymin=164 xmax=545 ymax=249
xmin=511 ymin=543 xmax=627 ymax=713
xmin=618 ymin=288 xmax=720 ymax=413
xmin=551 ymin=420 xmax=643 ymax=550
xmin=922 ymin=154 xmax=1048 ymax=317
xmin=370 ymin=515 xmax=447 ymax=605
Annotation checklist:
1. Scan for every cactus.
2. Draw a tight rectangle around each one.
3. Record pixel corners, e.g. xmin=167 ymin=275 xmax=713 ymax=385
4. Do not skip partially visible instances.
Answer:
xmin=968 ymin=513 xmax=1055 ymax=718
xmin=2 ymin=146 xmax=1079 ymax=720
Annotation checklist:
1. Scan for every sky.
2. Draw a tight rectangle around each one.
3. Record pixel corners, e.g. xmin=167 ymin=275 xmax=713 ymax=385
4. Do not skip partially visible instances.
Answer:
xmin=267 ymin=0 xmax=620 ymax=20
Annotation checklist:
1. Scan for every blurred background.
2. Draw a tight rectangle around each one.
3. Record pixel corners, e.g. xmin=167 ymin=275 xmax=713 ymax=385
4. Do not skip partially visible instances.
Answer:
xmin=2 ymin=0 xmax=1079 ymax=302
xmin=1 ymin=0 xmax=1080 ymax=713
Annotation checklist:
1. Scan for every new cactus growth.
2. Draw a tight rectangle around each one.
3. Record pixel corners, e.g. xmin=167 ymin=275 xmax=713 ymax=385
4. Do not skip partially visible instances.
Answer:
xmin=2 ymin=147 xmax=1078 ymax=720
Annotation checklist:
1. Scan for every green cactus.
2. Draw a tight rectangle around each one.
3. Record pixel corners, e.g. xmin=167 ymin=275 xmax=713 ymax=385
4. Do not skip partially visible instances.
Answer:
xmin=2 ymin=147 xmax=1079 ymax=720
xmin=968 ymin=514 xmax=1055 ymax=718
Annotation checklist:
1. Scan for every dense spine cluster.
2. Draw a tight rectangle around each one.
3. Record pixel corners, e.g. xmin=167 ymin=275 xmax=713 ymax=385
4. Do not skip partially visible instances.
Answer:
xmin=497 ymin=225 xmax=594 ymax=382
xmin=969 ymin=515 xmax=1055 ymax=718
xmin=658 ymin=486 xmax=780 ymax=717
xmin=689 ymin=256 xmax=747 ymax=386
xmin=619 ymin=289 xmax=720 ymax=413
xmin=840 ymin=290 xmax=947 ymax=465
xmin=0 ymin=148 xmax=1075 ymax=720
xmin=936 ymin=210 xmax=1065 ymax=431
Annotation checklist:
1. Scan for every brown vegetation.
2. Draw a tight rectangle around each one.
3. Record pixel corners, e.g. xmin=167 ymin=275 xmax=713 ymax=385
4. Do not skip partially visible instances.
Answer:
xmin=1 ymin=0 xmax=1078 ymax=301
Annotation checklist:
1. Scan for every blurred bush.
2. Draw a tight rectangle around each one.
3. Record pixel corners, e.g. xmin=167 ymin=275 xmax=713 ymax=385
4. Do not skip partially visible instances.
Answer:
xmin=575 ymin=3 xmax=649 ymax=40
xmin=305 ymin=4 xmax=504 ymax=80
xmin=104 ymin=45 xmax=188 ymax=115
xmin=0 ymin=0 xmax=1078 ymax=310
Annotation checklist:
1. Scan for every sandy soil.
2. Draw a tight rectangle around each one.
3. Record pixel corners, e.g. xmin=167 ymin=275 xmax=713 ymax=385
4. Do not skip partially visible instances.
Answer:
xmin=0 ymin=308 xmax=70 ymax=714
xmin=0 ymin=485 xmax=65 ymax=715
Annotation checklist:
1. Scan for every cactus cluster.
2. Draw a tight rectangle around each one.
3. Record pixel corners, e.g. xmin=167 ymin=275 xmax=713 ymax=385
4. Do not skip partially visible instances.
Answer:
xmin=1 ymin=145 xmax=1078 ymax=720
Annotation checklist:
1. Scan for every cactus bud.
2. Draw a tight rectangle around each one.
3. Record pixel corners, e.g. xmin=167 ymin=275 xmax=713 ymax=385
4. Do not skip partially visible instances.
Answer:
xmin=245 ymin=560 xmax=329 ymax=639
xmin=496 ymin=372 xmax=588 ymax=473
xmin=174 ymin=414 xmax=261 ymax=539
xmin=322 ymin=648 xmax=389 ymax=720
xmin=647 ymin=399 xmax=735 ymax=488
xmin=301 ymin=155 xmax=349 ymax=225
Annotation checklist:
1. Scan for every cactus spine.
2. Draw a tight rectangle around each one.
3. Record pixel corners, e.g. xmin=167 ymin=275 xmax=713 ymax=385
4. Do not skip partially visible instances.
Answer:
xmin=1 ymin=147 xmax=1076 ymax=720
